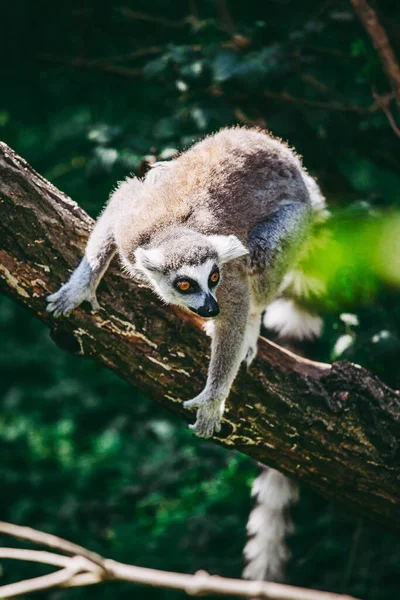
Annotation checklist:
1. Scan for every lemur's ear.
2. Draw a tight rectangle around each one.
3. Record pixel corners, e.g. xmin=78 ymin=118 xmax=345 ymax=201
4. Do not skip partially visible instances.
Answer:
xmin=208 ymin=235 xmax=249 ymax=264
xmin=144 ymin=160 xmax=176 ymax=186
xmin=134 ymin=247 xmax=164 ymax=273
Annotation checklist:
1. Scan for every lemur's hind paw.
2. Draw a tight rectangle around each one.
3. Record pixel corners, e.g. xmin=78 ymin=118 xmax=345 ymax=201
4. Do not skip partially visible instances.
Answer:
xmin=202 ymin=320 xmax=215 ymax=338
xmin=243 ymin=344 xmax=257 ymax=371
xmin=46 ymin=285 xmax=99 ymax=318
xmin=184 ymin=394 xmax=225 ymax=438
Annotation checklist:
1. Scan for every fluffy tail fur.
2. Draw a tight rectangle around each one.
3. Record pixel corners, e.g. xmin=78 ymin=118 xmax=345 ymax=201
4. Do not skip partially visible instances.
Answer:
xmin=243 ymin=173 xmax=328 ymax=583
xmin=243 ymin=467 xmax=298 ymax=582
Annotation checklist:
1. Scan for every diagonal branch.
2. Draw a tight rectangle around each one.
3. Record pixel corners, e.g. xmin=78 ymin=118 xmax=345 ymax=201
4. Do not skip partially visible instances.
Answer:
xmin=0 ymin=142 xmax=399 ymax=532
xmin=350 ymin=0 xmax=400 ymax=111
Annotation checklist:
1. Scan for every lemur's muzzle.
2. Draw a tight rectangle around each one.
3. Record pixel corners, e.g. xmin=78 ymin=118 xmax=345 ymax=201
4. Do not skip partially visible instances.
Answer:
xmin=191 ymin=295 xmax=219 ymax=318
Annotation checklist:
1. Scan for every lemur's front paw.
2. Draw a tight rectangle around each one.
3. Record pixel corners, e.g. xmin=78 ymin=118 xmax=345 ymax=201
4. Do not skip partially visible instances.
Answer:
xmin=46 ymin=284 xmax=99 ymax=318
xmin=184 ymin=393 xmax=225 ymax=438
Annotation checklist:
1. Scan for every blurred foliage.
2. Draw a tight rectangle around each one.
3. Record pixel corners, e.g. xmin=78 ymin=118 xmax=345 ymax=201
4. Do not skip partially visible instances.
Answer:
xmin=0 ymin=1 xmax=400 ymax=599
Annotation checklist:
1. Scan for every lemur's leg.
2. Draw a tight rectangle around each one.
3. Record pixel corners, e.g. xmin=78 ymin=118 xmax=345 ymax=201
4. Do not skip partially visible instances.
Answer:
xmin=242 ymin=308 xmax=263 ymax=369
xmin=184 ymin=268 xmax=250 ymax=438
xmin=46 ymin=218 xmax=116 ymax=317
xmin=47 ymin=177 xmax=142 ymax=317
xmin=205 ymin=303 xmax=262 ymax=370
xmin=203 ymin=308 xmax=261 ymax=370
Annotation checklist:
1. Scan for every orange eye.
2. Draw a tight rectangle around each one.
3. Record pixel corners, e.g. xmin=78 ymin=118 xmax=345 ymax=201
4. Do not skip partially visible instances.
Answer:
xmin=177 ymin=280 xmax=190 ymax=291
xmin=210 ymin=272 xmax=219 ymax=283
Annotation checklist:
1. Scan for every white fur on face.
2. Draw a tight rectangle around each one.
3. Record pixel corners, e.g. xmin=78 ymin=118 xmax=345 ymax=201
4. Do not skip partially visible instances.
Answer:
xmin=173 ymin=259 xmax=219 ymax=311
xmin=130 ymin=256 xmax=220 ymax=310
xmin=176 ymin=259 xmax=216 ymax=293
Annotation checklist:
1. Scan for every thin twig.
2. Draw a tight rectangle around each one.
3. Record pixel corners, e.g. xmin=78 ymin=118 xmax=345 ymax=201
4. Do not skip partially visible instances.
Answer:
xmin=217 ymin=0 xmax=236 ymax=35
xmin=90 ymin=46 xmax=163 ymax=64
xmin=0 ymin=522 xmax=361 ymax=600
xmin=0 ymin=522 xmax=106 ymax=570
xmin=262 ymin=90 xmax=396 ymax=114
xmin=0 ymin=557 xmax=84 ymax=599
xmin=300 ymin=73 xmax=349 ymax=103
xmin=0 ymin=548 xmax=71 ymax=568
xmin=0 ymin=547 xmax=104 ymax=583
xmin=263 ymin=90 xmax=367 ymax=113
xmin=106 ymin=561 xmax=359 ymax=600
xmin=38 ymin=55 xmax=142 ymax=78
xmin=372 ymin=91 xmax=400 ymax=138
xmin=302 ymin=44 xmax=357 ymax=59
xmin=118 ymin=7 xmax=189 ymax=28
xmin=350 ymin=0 xmax=400 ymax=110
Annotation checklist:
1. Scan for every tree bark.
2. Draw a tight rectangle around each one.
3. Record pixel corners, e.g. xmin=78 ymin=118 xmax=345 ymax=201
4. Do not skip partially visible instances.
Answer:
xmin=0 ymin=142 xmax=399 ymax=532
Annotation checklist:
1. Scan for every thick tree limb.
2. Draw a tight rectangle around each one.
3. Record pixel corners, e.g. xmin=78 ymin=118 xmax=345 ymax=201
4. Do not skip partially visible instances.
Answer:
xmin=0 ymin=143 xmax=399 ymax=531
xmin=0 ymin=521 xmax=359 ymax=600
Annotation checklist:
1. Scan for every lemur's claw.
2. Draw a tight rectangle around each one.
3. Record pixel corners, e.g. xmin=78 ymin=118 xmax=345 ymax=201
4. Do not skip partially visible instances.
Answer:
xmin=46 ymin=286 xmax=100 ymax=318
xmin=183 ymin=398 xmax=201 ymax=411
xmin=188 ymin=415 xmax=221 ymax=438
xmin=46 ymin=290 xmax=76 ymax=318
xmin=184 ymin=396 xmax=224 ymax=438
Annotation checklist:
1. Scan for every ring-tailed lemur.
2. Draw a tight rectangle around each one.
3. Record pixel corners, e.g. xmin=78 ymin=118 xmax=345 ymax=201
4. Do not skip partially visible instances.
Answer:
xmin=47 ymin=127 xmax=327 ymax=580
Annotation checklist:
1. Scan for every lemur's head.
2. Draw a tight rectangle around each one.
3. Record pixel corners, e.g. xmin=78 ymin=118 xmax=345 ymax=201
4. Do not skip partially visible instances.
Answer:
xmin=131 ymin=227 xmax=248 ymax=318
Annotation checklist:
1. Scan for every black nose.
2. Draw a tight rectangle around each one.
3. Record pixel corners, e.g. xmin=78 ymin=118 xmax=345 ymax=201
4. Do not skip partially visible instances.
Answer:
xmin=196 ymin=295 xmax=219 ymax=318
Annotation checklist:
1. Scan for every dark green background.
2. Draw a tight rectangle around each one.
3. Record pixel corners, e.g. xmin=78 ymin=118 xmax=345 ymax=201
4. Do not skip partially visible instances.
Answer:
xmin=0 ymin=1 xmax=399 ymax=598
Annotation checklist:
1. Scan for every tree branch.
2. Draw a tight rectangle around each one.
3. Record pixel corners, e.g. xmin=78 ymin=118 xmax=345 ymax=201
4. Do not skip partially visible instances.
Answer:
xmin=372 ymin=90 xmax=400 ymax=138
xmin=350 ymin=0 xmax=400 ymax=111
xmin=118 ymin=7 xmax=190 ymax=28
xmin=39 ymin=55 xmax=142 ymax=78
xmin=0 ymin=143 xmax=399 ymax=531
xmin=0 ymin=521 xmax=359 ymax=600
xmin=262 ymin=90 xmax=394 ymax=114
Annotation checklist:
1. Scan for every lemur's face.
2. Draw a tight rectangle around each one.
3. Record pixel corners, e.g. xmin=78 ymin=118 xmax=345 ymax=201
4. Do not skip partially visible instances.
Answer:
xmin=131 ymin=232 xmax=248 ymax=318
xmin=157 ymin=258 xmax=221 ymax=318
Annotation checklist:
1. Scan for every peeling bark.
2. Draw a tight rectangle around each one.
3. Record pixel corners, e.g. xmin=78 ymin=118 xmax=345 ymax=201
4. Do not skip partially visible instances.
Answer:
xmin=0 ymin=142 xmax=399 ymax=531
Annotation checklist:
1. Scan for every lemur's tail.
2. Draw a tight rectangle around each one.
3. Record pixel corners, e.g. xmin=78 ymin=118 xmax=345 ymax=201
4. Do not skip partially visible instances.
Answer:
xmin=243 ymin=303 xmax=320 ymax=583
xmin=243 ymin=467 xmax=298 ymax=582
xmin=243 ymin=172 xmax=328 ymax=583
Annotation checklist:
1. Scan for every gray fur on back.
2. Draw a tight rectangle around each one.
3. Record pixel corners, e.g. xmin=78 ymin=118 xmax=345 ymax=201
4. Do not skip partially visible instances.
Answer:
xmin=113 ymin=127 xmax=312 ymax=262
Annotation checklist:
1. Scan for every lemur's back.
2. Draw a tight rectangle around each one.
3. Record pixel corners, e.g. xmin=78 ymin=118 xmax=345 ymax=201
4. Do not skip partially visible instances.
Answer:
xmin=122 ymin=128 xmax=311 ymax=249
